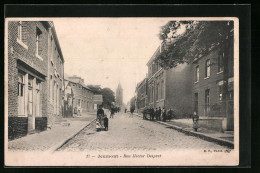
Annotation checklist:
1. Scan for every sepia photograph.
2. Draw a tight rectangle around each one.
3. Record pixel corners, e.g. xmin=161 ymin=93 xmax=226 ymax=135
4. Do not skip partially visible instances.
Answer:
xmin=5 ymin=17 xmax=239 ymax=166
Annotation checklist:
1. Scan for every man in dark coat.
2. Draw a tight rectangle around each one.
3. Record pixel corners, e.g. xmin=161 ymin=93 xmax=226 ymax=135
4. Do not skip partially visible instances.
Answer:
xmin=155 ymin=108 xmax=158 ymax=120
xmin=97 ymin=105 xmax=104 ymax=126
xmin=158 ymin=107 xmax=162 ymax=121
xmin=162 ymin=107 xmax=167 ymax=122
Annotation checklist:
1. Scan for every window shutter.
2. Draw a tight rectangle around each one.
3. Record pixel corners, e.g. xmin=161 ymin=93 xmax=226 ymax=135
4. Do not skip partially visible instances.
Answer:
xmin=21 ymin=22 xmax=27 ymax=44
xmin=38 ymin=33 xmax=43 ymax=56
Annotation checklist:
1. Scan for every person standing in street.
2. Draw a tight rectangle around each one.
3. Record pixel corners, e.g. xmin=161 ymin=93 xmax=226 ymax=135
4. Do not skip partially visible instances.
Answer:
xmin=158 ymin=107 xmax=162 ymax=121
xmin=155 ymin=108 xmax=158 ymax=120
xmin=149 ymin=107 xmax=152 ymax=120
xmin=104 ymin=115 xmax=109 ymax=131
xmin=162 ymin=107 xmax=167 ymax=122
xmin=130 ymin=107 xmax=134 ymax=118
xmin=192 ymin=111 xmax=200 ymax=132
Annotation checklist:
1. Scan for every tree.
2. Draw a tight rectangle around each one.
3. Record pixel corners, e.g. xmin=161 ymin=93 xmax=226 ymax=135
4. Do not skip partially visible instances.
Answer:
xmin=130 ymin=96 xmax=136 ymax=110
xmin=101 ymin=88 xmax=115 ymax=109
xmin=87 ymin=85 xmax=115 ymax=109
xmin=158 ymin=21 xmax=234 ymax=119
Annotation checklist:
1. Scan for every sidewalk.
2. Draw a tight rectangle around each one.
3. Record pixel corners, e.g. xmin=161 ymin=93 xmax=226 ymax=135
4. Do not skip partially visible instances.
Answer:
xmin=8 ymin=112 xmax=96 ymax=152
xmin=134 ymin=113 xmax=234 ymax=148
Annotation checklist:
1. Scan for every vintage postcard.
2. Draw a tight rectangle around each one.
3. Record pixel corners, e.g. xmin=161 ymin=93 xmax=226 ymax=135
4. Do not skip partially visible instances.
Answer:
xmin=5 ymin=17 xmax=239 ymax=166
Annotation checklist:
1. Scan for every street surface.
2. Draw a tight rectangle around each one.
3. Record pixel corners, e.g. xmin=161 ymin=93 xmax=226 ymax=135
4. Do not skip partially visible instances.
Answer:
xmin=58 ymin=112 xmax=228 ymax=152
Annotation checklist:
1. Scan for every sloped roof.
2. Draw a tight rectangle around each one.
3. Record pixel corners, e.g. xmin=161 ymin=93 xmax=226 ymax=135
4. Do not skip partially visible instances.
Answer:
xmin=65 ymin=77 xmax=93 ymax=92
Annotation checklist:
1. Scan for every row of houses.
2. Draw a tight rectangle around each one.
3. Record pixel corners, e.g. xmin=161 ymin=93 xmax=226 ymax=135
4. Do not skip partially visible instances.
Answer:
xmin=135 ymin=43 xmax=234 ymax=132
xmin=7 ymin=21 xmax=102 ymax=140
xmin=64 ymin=75 xmax=103 ymax=117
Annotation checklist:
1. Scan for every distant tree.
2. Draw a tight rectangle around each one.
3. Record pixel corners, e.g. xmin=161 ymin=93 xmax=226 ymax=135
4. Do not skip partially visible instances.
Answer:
xmin=130 ymin=96 xmax=136 ymax=110
xmin=158 ymin=21 xmax=234 ymax=117
xmin=101 ymin=88 xmax=115 ymax=109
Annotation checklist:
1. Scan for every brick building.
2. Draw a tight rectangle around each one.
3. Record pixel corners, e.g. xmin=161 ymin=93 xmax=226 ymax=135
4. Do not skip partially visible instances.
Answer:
xmin=146 ymin=46 xmax=192 ymax=117
xmin=135 ymin=78 xmax=148 ymax=113
xmin=191 ymin=46 xmax=234 ymax=131
xmin=63 ymin=79 xmax=74 ymax=117
xmin=65 ymin=75 xmax=95 ymax=114
xmin=7 ymin=21 xmax=64 ymax=139
xmin=47 ymin=22 xmax=65 ymax=125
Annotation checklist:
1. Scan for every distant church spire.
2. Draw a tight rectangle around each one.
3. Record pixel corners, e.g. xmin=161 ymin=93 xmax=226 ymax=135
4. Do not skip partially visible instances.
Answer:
xmin=116 ymin=82 xmax=123 ymax=108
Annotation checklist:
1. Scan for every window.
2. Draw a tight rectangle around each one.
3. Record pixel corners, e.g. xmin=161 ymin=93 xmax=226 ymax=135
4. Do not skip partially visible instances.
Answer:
xmin=56 ymin=86 xmax=59 ymax=115
xmin=161 ymin=80 xmax=164 ymax=99
xmin=149 ymin=86 xmax=154 ymax=103
xmin=152 ymin=86 xmax=154 ymax=102
xmin=18 ymin=73 xmax=25 ymax=115
xmin=36 ymin=27 xmax=43 ymax=58
xmin=50 ymin=76 xmax=53 ymax=104
xmin=17 ymin=21 xmax=28 ymax=49
xmin=18 ymin=21 xmax=22 ymax=41
xmin=205 ymin=89 xmax=210 ymax=114
xmin=218 ymin=81 xmax=223 ymax=102
xmin=53 ymin=81 xmax=56 ymax=114
xmin=50 ymin=36 xmax=54 ymax=63
xmin=218 ymin=52 xmax=224 ymax=73
xmin=155 ymin=84 xmax=159 ymax=101
xmin=205 ymin=59 xmax=210 ymax=78
xmin=195 ymin=65 xmax=199 ymax=82
xmin=18 ymin=21 xmax=27 ymax=42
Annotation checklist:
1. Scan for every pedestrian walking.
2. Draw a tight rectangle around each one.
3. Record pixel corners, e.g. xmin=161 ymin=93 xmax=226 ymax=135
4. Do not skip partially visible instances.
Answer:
xmin=110 ymin=108 xmax=114 ymax=118
xmin=192 ymin=112 xmax=200 ymax=132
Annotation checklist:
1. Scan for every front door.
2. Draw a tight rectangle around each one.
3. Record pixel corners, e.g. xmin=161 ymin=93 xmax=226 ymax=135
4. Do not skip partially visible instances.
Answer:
xmin=27 ymin=77 xmax=35 ymax=132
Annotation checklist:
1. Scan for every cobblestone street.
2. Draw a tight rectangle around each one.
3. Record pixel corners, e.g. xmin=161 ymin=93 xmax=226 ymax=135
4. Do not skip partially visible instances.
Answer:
xmin=58 ymin=112 xmax=228 ymax=152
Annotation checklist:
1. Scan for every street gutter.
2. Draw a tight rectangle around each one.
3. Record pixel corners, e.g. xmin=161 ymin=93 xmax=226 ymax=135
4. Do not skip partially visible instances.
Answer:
xmin=133 ymin=113 xmax=234 ymax=149
xmin=48 ymin=118 xmax=96 ymax=153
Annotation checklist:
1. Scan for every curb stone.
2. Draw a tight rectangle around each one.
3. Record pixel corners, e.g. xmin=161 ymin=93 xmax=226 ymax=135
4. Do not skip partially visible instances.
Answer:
xmin=133 ymin=113 xmax=234 ymax=149
xmin=48 ymin=118 xmax=96 ymax=153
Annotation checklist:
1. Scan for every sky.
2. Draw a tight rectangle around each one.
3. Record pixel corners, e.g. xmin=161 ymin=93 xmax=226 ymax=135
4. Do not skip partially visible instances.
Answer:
xmin=53 ymin=18 xmax=172 ymax=104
